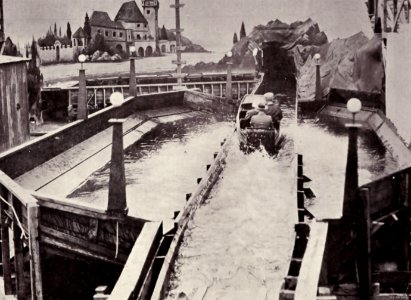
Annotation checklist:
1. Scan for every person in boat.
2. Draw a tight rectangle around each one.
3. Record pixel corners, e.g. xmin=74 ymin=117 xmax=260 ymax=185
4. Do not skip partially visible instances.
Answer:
xmin=264 ymin=92 xmax=283 ymax=131
xmin=250 ymin=103 xmax=273 ymax=129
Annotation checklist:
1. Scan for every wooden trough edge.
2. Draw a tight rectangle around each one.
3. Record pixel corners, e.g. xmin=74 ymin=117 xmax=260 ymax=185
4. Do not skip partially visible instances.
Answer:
xmin=149 ymin=132 xmax=234 ymax=300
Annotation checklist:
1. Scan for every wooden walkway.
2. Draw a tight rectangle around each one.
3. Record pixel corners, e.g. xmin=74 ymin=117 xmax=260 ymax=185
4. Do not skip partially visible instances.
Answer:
xmin=16 ymin=106 xmax=199 ymax=198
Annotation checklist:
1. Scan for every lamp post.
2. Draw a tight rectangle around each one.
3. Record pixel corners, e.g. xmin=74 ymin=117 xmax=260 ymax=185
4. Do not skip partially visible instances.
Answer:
xmin=107 ymin=92 xmax=128 ymax=217
xmin=314 ymin=53 xmax=322 ymax=101
xmin=226 ymin=51 xmax=233 ymax=101
xmin=129 ymin=46 xmax=137 ymax=97
xmin=252 ymin=48 xmax=259 ymax=80
xmin=343 ymin=98 xmax=362 ymax=218
xmin=77 ymin=54 xmax=88 ymax=120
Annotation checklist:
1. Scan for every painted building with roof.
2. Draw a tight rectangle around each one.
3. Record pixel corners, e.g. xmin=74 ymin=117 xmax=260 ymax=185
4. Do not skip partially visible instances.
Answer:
xmin=86 ymin=0 xmax=175 ymax=57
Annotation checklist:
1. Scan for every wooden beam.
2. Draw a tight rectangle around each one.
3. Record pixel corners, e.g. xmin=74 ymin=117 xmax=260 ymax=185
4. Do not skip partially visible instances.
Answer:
xmin=0 ymin=190 xmax=12 ymax=295
xmin=358 ymin=188 xmax=372 ymax=300
xmin=293 ymin=222 xmax=329 ymax=300
xmin=41 ymin=235 xmax=124 ymax=266
xmin=109 ymin=222 xmax=162 ymax=300
xmin=27 ymin=204 xmax=43 ymax=300
xmin=11 ymin=193 xmax=26 ymax=300
xmin=39 ymin=225 xmax=128 ymax=263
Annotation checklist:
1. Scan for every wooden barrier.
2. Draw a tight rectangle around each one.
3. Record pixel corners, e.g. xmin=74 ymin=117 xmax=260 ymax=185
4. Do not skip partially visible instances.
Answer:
xmin=294 ymin=222 xmax=328 ymax=300
xmin=150 ymin=134 xmax=233 ymax=300
xmin=0 ymin=170 xmax=43 ymax=299
xmin=0 ymin=91 xmax=185 ymax=179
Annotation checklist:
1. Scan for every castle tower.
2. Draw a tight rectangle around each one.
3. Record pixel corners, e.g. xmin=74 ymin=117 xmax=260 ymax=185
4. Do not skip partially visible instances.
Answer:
xmin=142 ymin=0 xmax=159 ymax=53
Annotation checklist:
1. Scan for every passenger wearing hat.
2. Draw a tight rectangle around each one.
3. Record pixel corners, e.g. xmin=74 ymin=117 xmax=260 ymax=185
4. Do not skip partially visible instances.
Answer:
xmin=264 ymin=92 xmax=283 ymax=131
xmin=250 ymin=102 xmax=273 ymax=129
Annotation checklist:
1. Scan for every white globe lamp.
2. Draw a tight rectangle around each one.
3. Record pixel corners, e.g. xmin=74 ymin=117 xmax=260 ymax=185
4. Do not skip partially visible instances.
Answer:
xmin=110 ymin=92 xmax=124 ymax=107
xmin=347 ymin=98 xmax=362 ymax=114
xmin=313 ymin=53 xmax=321 ymax=65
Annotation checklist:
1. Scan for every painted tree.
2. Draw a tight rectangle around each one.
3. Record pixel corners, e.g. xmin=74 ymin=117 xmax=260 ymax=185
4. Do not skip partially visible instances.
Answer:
xmin=84 ymin=13 xmax=91 ymax=40
xmin=240 ymin=21 xmax=246 ymax=39
xmin=160 ymin=25 xmax=168 ymax=40
xmin=59 ymin=27 xmax=62 ymax=37
xmin=67 ymin=22 xmax=72 ymax=40
xmin=233 ymin=32 xmax=238 ymax=44
xmin=27 ymin=39 xmax=43 ymax=113
xmin=54 ymin=23 xmax=57 ymax=36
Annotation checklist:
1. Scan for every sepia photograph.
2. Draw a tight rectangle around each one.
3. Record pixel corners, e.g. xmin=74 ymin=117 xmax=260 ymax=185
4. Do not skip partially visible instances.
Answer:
xmin=0 ymin=0 xmax=409 ymax=299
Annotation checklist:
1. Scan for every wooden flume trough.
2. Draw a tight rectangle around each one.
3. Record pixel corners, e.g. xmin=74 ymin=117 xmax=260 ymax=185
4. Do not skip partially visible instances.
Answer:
xmin=0 ymin=85 xmax=241 ymax=299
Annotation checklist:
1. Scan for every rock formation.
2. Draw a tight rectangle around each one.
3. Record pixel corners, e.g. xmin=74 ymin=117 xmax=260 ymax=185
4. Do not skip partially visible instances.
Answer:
xmin=296 ymin=32 xmax=384 ymax=101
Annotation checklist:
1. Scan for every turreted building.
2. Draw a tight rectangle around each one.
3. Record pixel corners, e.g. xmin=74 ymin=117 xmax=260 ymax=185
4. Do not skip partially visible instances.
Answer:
xmin=73 ymin=0 xmax=175 ymax=57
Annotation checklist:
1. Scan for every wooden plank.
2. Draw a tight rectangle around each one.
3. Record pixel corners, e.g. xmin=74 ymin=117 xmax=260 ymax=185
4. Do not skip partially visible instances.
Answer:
xmin=27 ymin=204 xmax=43 ymax=300
xmin=41 ymin=235 xmax=123 ymax=265
xmin=33 ymin=192 xmax=148 ymax=223
xmin=294 ymin=222 xmax=329 ymax=300
xmin=39 ymin=225 xmax=129 ymax=263
xmin=11 ymin=192 xmax=26 ymax=300
xmin=0 ymin=189 xmax=12 ymax=295
xmin=109 ymin=222 xmax=162 ymax=300
xmin=0 ymin=170 xmax=37 ymax=208
xmin=358 ymin=188 xmax=372 ymax=300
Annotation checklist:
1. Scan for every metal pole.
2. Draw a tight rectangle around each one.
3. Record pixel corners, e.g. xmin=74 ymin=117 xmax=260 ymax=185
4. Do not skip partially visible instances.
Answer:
xmin=129 ymin=57 xmax=137 ymax=97
xmin=171 ymin=0 xmax=185 ymax=87
xmin=107 ymin=119 xmax=128 ymax=216
xmin=226 ymin=61 xmax=233 ymax=101
xmin=77 ymin=68 xmax=88 ymax=120
xmin=315 ymin=63 xmax=321 ymax=101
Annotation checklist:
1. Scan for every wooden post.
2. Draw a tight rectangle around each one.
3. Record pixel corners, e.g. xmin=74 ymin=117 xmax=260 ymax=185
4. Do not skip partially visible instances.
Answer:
xmin=107 ymin=119 xmax=128 ymax=216
xmin=383 ymin=0 xmax=388 ymax=32
xmin=368 ymin=0 xmax=375 ymax=17
xmin=342 ymin=124 xmax=361 ymax=220
xmin=0 ymin=190 xmax=12 ymax=295
xmin=12 ymin=195 xmax=26 ymax=300
xmin=78 ymin=68 xmax=88 ymax=120
xmin=129 ymin=57 xmax=137 ymax=97
xmin=297 ymin=154 xmax=305 ymax=222
xmin=226 ymin=62 xmax=233 ymax=101
xmin=28 ymin=204 xmax=43 ymax=300
xmin=315 ymin=61 xmax=321 ymax=101
xmin=358 ymin=188 xmax=372 ymax=300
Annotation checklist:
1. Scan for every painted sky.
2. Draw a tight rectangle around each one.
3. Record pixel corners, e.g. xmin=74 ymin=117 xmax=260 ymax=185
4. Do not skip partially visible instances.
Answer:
xmin=5 ymin=0 xmax=373 ymax=51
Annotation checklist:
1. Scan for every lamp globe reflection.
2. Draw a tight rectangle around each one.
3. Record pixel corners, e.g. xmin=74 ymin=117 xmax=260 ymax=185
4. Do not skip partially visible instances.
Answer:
xmin=130 ymin=46 xmax=136 ymax=55
xmin=314 ymin=53 xmax=321 ymax=65
xmin=347 ymin=98 xmax=362 ymax=114
xmin=78 ymin=54 xmax=86 ymax=63
xmin=110 ymin=92 xmax=124 ymax=107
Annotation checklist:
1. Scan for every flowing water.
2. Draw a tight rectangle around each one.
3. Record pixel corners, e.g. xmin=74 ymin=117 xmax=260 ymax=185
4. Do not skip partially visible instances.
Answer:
xmin=68 ymin=92 xmax=398 ymax=299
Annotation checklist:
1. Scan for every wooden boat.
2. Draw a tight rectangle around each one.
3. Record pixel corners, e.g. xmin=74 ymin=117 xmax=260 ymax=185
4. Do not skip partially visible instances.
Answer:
xmin=236 ymin=94 xmax=283 ymax=155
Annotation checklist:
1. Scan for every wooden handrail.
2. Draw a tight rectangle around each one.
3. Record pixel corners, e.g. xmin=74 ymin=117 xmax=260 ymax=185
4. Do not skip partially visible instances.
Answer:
xmin=294 ymin=222 xmax=329 ymax=300
xmin=43 ymin=80 xmax=258 ymax=91
xmin=0 ymin=170 xmax=37 ymax=208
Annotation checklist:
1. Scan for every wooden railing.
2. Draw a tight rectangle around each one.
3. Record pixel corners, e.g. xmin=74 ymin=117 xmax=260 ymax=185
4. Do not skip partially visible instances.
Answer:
xmin=371 ymin=0 xmax=411 ymax=33
xmin=66 ymin=80 xmax=257 ymax=111
xmin=0 ymin=170 xmax=42 ymax=300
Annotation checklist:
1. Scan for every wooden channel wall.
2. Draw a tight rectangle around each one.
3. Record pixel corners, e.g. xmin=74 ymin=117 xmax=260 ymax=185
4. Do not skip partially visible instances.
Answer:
xmin=0 ymin=61 xmax=30 ymax=153
xmin=0 ymin=90 xmax=185 ymax=179
xmin=291 ymin=165 xmax=411 ymax=299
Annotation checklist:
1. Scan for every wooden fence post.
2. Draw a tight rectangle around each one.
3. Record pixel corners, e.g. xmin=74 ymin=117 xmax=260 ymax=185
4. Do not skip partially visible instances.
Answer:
xmin=12 ymin=193 xmax=26 ymax=300
xmin=28 ymin=204 xmax=43 ymax=300
xmin=0 ymin=189 xmax=12 ymax=295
